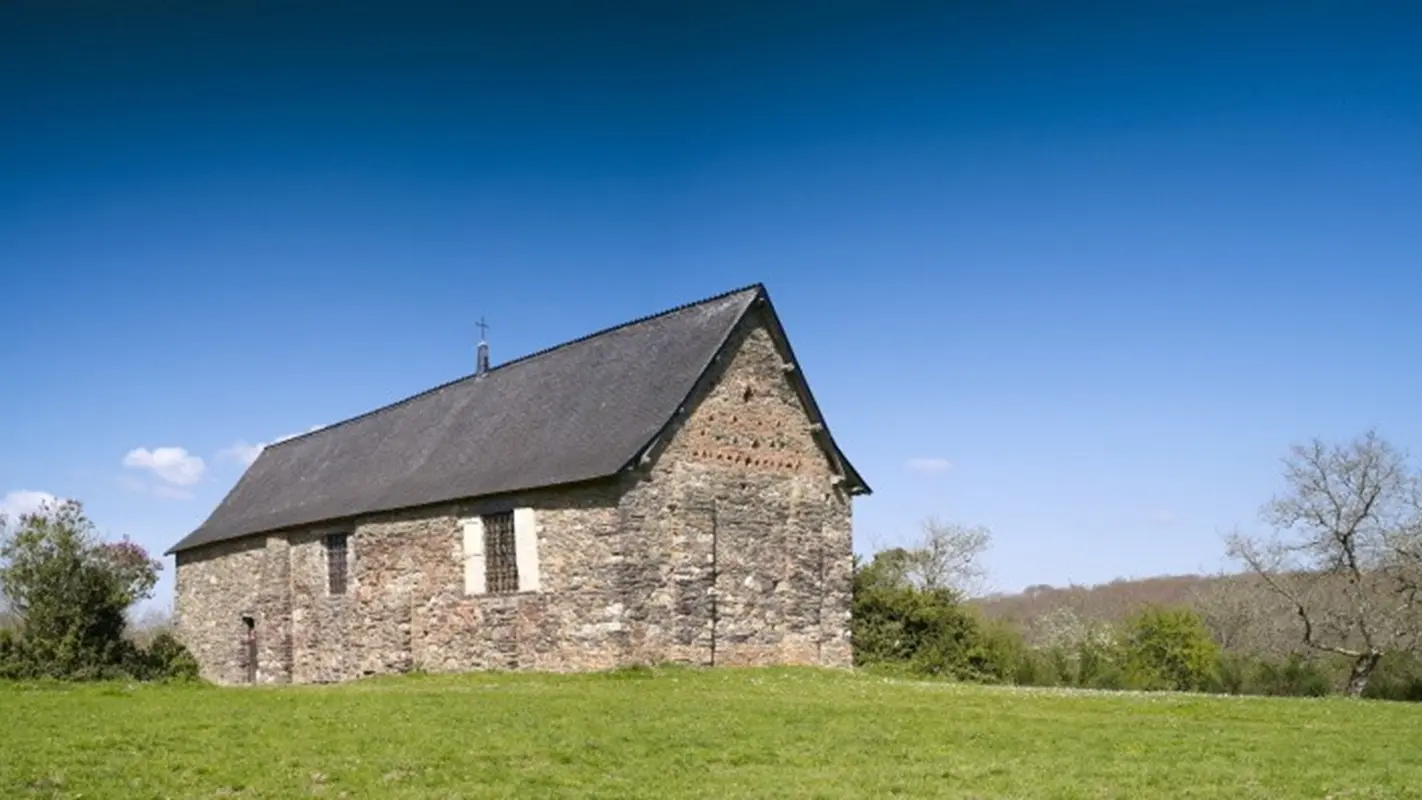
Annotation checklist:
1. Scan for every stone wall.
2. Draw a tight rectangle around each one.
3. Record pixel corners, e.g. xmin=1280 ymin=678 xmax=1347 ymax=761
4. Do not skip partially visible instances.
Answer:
xmin=173 ymin=534 xmax=291 ymax=685
xmin=174 ymin=308 xmax=854 ymax=684
xmin=617 ymin=306 xmax=854 ymax=667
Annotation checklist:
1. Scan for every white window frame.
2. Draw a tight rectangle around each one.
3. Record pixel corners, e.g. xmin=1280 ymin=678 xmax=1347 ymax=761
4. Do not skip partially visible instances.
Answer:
xmin=461 ymin=516 xmax=486 ymax=595
xmin=462 ymin=508 xmax=540 ymax=595
xmin=513 ymin=507 xmax=541 ymax=592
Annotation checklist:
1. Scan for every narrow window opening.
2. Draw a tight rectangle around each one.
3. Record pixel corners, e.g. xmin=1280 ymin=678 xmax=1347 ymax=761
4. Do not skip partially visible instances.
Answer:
xmin=325 ymin=533 xmax=350 ymax=595
xmin=241 ymin=615 xmax=257 ymax=684
xmin=483 ymin=511 xmax=518 ymax=594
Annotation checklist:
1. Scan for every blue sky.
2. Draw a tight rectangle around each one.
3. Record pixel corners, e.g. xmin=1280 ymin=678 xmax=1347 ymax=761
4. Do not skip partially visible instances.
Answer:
xmin=2 ymin=3 xmax=1421 ymax=609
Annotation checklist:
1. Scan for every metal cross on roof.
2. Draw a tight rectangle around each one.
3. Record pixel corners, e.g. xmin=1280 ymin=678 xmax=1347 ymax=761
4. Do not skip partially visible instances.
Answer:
xmin=475 ymin=316 xmax=490 ymax=342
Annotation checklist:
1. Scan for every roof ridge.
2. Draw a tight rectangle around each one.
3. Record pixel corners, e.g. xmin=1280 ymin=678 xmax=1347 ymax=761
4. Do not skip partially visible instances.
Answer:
xmin=259 ymin=282 xmax=765 ymax=453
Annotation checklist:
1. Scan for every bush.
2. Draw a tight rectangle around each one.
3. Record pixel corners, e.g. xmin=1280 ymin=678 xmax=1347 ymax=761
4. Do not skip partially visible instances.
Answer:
xmin=1041 ymin=645 xmax=1077 ymax=686
xmin=960 ymin=619 xmax=1032 ymax=684
xmin=0 ymin=627 xmax=28 ymax=679
xmin=1213 ymin=651 xmax=1252 ymax=695
xmin=873 ymin=589 xmax=985 ymax=678
xmin=0 ymin=499 xmax=199 ymax=682
xmin=1008 ymin=642 xmax=1062 ymax=687
xmin=2 ymin=628 xmax=200 ymax=683
xmin=1251 ymin=653 xmax=1333 ymax=697
xmin=130 ymin=632 xmax=201 ymax=682
xmin=1361 ymin=652 xmax=1422 ymax=702
xmin=852 ymin=549 xmax=1027 ymax=682
xmin=1118 ymin=606 xmax=1220 ymax=692
xmin=1073 ymin=639 xmax=1127 ymax=690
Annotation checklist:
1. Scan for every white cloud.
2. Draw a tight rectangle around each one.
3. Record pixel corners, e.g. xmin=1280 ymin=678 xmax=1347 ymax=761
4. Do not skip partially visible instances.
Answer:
xmin=905 ymin=457 xmax=954 ymax=475
xmin=122 ymin=447 xmax=206 ymax=486
xmin=219 ymin=425 xmax=327 ymax=467
xmin=0 ymin=490 xmax=60 ymax=521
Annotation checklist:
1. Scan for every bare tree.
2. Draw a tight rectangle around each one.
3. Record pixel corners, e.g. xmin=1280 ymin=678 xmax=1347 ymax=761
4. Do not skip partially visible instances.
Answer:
xmin=903 ymin=517 xmax=992 ymax=598
xmin=126 ymin=605 xmax=175 ymax=649
xmin=1189 ymin=573 xmax=1302 ymax=659
xmin=1227 ymin=430 xmax=1422 ymax=696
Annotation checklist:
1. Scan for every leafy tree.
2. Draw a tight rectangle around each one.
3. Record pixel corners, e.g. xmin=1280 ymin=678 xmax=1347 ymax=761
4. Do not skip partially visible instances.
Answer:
xmin=0 ymin=499 xmax=190 ymax=680
xmin=1118 ymin=606 xmax=1220 ymax=692
xmin=851 ymin=548 xmax=1019 ymax=681
xmin=851 ymin=549 xmax=974 ymax=668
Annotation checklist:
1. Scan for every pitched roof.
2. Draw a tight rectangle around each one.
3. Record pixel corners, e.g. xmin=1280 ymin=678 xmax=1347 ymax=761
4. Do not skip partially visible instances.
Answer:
xmin=167 ymin=284 xmax=867 ymax=555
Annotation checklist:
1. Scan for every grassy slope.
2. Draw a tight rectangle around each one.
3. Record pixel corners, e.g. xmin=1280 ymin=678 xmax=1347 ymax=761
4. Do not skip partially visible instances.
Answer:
xmin=4 ymin=667 xmax=1419 ymax=799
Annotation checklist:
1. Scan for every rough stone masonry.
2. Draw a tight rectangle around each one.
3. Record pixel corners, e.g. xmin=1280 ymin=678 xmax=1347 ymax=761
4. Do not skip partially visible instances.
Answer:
xmin=172 ymin=287 xmax=866 ymax=684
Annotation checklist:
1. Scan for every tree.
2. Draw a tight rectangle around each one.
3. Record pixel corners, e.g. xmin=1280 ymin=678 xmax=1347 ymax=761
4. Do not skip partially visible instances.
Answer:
xmin=851 ymin=547 xmax=1021 ymax=682
xmin=0 ymin=499 xmax=162 ymax=679
xmin=901 ymin=517 xmax=993 ymax=598
xmin=127 ymin=605 xmax=176 ymax=650
xmin=1189 ymin=573 xmax=1302 ymax=659
xmin=1227 ymin=430 xmax=1422 ymax=697
xmin=1119 ymin=606 xmax=1220 ymax=692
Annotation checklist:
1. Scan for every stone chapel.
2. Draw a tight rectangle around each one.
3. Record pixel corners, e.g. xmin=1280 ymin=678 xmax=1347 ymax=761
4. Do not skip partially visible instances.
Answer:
xmin=168 ymin=284 xmax=869 ymax=684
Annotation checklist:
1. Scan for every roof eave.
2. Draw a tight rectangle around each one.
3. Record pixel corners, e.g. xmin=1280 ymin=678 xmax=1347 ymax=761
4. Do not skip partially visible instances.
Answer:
xmin=166 ymin=470 xmax=636 ymax=556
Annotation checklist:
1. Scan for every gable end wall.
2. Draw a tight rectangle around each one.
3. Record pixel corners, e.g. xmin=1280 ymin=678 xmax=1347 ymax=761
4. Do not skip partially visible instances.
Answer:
xmin=617 ymin=306 xmax=853 ymax=667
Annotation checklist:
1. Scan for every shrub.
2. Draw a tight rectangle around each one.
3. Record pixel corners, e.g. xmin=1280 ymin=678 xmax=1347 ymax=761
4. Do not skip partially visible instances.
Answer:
xmin=1361 ymin=652 xmax=1422 ymax=702
xmin=134 ymin=632 xmax=201 ymax=682
xmin=0 ymin=626 xmax=29 ymax=679
xmin=1118 ymin=606 xmax=1220 ymax=692
xmin=1213 ymin=651 xmax=1252 ymax=695
xmin=0 ymin=500 xmax=193 ymax=682
xmin=1077 ymin=637 xmax=1128 ymax=690
xmin=852 ymin=549 xmax=1027 ymax=682
xmin=1251 ymin=653 xmax=1333 ymax=697
xmin=958 ymin=618 xmax=1032 ymax=684
xmin=1009 ymin=645 xmax=1070 ymax=687
xmin=1041 ymin=645 xmax=1076 ymax=686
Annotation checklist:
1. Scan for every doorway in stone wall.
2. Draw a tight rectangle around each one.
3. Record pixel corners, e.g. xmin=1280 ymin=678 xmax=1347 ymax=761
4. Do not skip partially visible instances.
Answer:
xmin=241 ymin=615 xmax=257 ymax=684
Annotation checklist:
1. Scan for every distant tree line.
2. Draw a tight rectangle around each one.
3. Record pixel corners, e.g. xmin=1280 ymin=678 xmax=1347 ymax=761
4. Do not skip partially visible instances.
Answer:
xmin=0 ymin=501 xmax=198 ymax=681
xmin=854 ymin=430 xmax=1422 ymax=701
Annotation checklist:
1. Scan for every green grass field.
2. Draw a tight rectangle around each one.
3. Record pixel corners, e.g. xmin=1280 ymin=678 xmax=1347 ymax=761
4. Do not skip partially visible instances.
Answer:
xmin=4 ymin=667 xmax=1419 ymax=799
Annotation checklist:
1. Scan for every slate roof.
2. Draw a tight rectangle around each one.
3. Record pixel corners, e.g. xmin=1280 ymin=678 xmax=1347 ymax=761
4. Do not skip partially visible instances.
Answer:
xmin=167 ymin=284 xmax=867 ymax=555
